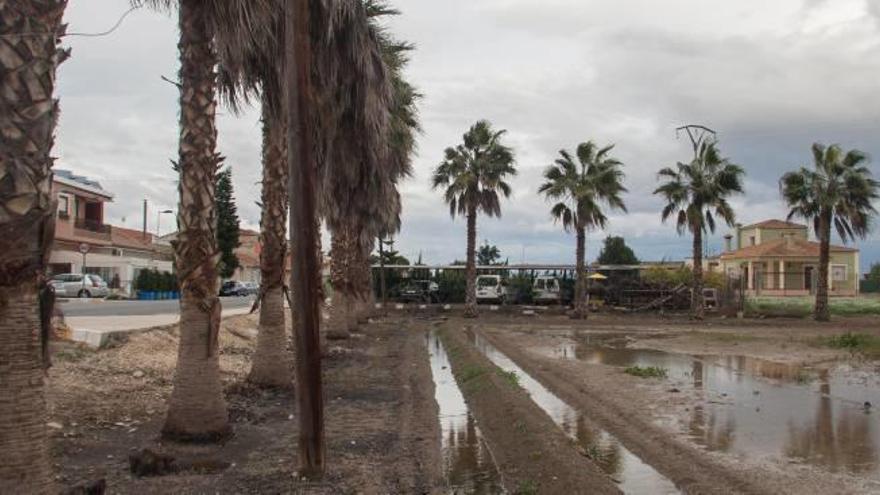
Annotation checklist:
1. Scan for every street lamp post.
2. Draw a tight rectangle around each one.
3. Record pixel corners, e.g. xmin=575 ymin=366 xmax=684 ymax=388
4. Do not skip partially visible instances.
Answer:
xmin=156 ymin=209 xmax=174 ymax=237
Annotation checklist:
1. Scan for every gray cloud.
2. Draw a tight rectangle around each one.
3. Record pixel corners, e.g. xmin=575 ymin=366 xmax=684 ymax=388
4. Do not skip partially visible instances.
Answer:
xmin=59 ymin=0 xmax=880 ymax=270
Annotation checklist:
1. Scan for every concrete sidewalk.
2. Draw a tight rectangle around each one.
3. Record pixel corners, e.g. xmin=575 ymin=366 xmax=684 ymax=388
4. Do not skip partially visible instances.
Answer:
xmin=66 ymin=306 xmax=252 ymax=348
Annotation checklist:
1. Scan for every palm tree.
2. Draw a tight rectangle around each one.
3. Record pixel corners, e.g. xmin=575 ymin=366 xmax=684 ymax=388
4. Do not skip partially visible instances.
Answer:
xmin=539 ymin=142 xmax=627 ymax=319
xmin=139 ymin=0 xmax=275 ymax=441
xmin=325 ymin=1 xmax=419 ymax=336
xmin=781 ymin=143 xmax=879 ymax=321
xmin=213 ymin=0 xmax=292 ymax=386
xmin=248 ymin=93 xmax=292 ymax=386
xmin=433 ymin=121 xmax=516 ymax=317
xmin=0 ymin=3 xmax=67 ymax=491
xmin=655 ymin=140 xmax=744 ymax=320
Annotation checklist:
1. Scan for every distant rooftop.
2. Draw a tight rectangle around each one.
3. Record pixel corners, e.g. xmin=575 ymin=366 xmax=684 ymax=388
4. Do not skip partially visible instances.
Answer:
xmin=54 ymin=169 xmax=114 ymax=199
xmin=740 ymin=219 xmax=805 ymax=230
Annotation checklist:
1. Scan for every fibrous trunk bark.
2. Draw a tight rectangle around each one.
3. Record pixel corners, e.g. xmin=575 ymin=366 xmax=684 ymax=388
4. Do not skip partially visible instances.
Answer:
xmin=691 ymin=225 xmax=705 ymax=320
xmin=0 ymin=2 xmax=66 ymax=491
xmin=327 ymin=228 xmax=353 ymax=340
xmin=464 ymin=206 xmax=478 ymax=317
xmin=287 ymin=0 xmax=324 ymax=477
xmin=572 ymin=226 xmax=587 ymax=319
xmin=163 ymin=0 xmax=229 ymax=441
xmin=249 ymin=96 xmax=292 ymax=387
xmin=815 ymin=210 xmax=832 ymax=322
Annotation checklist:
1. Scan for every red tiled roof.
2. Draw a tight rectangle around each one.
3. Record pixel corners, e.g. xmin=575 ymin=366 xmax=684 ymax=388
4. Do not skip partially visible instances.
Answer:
xmin=111 ymin=226 xmax=155 ymax=250
xmin=721 ymin=238 xmax=857 ymax=260
xmin=741 ymin=219 xmax=806 ymax=230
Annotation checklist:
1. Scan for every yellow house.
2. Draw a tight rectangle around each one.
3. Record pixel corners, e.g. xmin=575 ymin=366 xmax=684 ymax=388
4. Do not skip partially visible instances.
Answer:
xmin=719 ymin=220 xmax=859 ymax=297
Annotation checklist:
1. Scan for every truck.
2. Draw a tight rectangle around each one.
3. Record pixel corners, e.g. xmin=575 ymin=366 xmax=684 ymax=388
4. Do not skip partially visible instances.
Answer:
xmin=476 ymin=275 xmax=507 ymax=304
xmin=533 ymin=276 xmax=562 ymax=304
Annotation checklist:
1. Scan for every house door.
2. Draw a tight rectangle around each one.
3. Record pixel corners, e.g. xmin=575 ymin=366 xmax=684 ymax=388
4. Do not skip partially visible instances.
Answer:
xmin=804 ymin=266 xmax=814 ymax=292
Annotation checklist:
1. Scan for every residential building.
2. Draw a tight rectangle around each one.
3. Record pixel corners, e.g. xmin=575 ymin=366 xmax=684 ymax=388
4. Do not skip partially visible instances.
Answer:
xmin=718 ymin=219 xmax=859 ymax=296
xmin=48 ymin=170 xmax=173 ymax=294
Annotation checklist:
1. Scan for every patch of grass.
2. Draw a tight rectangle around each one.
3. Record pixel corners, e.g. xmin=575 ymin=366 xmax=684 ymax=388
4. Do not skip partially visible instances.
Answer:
xmin=746 ymin=296 xmax=880 ymax=318
xmin=624 ymin=366 xmax=668 ymax=378
xmin=459 ymin=364 xmax=487 ymax=383
xmin=702 ymin=332 xmax=759 ymax=343
xmin=515 ymin=480 xmax=538 ymax=495
xmin=496 ymin=369 xmax=520 ymax=387
xmin=823 ymin=332 xmax=880 ymax=359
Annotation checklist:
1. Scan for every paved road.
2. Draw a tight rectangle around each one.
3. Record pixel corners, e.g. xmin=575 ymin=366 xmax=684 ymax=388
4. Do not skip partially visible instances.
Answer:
xmin=59 ymin=296 xmax=255 ymax=317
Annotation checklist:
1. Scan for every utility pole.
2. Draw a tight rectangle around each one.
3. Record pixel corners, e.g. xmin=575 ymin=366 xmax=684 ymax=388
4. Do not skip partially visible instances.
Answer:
xmin=286 ymin=0 xmax=324 ymax=478
xmin=142 ymin=199 xmax=148 ymax=241
xmin=378 ymin=236 xmax=394 ymax=310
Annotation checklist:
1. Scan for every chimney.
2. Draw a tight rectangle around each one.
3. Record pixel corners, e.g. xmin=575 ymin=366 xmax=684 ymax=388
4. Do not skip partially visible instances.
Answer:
xmin=724 ymin=234 xmax=733 ymax=252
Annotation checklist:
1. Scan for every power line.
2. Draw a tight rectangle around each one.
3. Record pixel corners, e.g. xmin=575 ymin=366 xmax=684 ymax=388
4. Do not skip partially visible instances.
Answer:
xmin=0 ymin=6 xmax=139 ymax=39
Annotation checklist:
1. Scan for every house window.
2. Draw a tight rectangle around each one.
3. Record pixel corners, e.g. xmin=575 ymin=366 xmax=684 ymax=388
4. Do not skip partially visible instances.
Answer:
xmin=832 ymin=265 xmax=847 ymax=282
xmin=57 ymin=195 xmax=70 ymax=218
xmin=749 ymin=236 xmax=756 ymax=246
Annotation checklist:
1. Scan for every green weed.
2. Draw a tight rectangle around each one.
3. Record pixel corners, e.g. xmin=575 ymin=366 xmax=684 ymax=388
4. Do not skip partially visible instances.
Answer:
xmin=496 ymin=369 xmax=520 ymax=387
xmin=624 ymin=366 xmax=668 ymax=378
xmin=515 ymin=480 xmax=538 ymax=495
xmin=823 ymin=332 xmax=880 ymax=359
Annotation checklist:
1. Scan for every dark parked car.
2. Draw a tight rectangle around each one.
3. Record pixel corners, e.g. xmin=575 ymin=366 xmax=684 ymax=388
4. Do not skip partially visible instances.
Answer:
xmin=398 ymin=280 xmax=440 ymax=304
xmin=219 ymin=281 xmax=249 ymax=297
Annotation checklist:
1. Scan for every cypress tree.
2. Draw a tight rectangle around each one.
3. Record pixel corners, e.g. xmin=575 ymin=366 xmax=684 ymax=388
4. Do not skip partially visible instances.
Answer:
xmin=215 ymin=167 xmax=241 ymax=279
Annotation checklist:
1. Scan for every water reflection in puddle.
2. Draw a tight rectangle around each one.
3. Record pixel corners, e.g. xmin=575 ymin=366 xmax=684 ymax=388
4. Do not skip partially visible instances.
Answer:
xmin=427 ymin=331 xmax=504 ymax=494
xmin=543 ymin=334 xmax=880 ymax=479
xmin=469 ymin=331 xmax=680 ymax=494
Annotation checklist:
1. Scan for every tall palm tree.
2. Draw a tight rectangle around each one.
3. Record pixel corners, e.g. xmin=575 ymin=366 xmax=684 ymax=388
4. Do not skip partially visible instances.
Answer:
xmin=325 ymin=1 xmax=419 ymax=337
xmin=213 ymin=1 xmax=292 ymax=387
xmin=0 ymin=2 xmax=68 ymax=491
xmin=433 ymin=120 xmax=516 ymax=317
xmin=139 ymin=0 xmax=273 ymax=441
xmin=780 ymin=143 xmax=878 ymax=321
xmin=655 ymin=140 xmax=744 ymax=320
xmin=539 ymin=142 xmax=627 ymax=319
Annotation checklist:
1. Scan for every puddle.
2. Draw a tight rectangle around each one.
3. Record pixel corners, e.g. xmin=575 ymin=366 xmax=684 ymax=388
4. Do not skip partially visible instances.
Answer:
xmin=544 ymin=333 xmax=880 ymax=479
xmin=469 ymin=331 xmax=680 ymax=494
xmin=427 ymin=331 xmax=504 ymax=494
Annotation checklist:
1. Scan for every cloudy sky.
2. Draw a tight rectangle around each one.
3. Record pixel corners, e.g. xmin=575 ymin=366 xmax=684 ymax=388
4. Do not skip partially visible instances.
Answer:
xmin=59 ymin=0 xmax=880 ymax=271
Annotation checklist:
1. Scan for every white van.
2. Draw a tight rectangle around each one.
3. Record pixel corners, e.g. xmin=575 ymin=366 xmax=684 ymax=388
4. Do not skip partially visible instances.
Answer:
xmin=476 ymin=275 xmax=507 ymax=304
xmin=533 ymin=276 xmax=561 ymax=304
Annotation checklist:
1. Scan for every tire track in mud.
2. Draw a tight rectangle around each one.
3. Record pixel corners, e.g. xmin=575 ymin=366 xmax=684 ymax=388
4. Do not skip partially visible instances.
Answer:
xmin=478 ymin=326 xmax=775 ymax=495
xmin=438 ymin=324 xmax=622 ymax=494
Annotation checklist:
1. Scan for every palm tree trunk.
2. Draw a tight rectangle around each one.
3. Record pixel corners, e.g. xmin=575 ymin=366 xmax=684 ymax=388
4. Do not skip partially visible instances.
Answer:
xmin=815 ymin=210 xmax=832 ymax=322
xmin=464 ymin=205 xmax=478 ymax=317
xmin=163 ymin=0 xmax=229 ymax=441
xmin=692 ymin=226 xmax=705 ymax=320
xmin=249 ymin=96 xmax=292 ymax=388
xmin=0 ymin=3 xmax=66 ymax=491
xmin=573 ymin=226 xmax=587 ymax=319
xmin=327 ymin=230 xmax=352 ymax=340
xmin=287 ymin=0 xmax=324 ymax=476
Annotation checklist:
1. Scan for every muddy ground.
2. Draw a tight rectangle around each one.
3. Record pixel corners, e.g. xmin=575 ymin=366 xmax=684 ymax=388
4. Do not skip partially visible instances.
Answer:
xmin=465 ymin=312 xmax=880 ymax=494
xmin=48 ymin=314 xmax=441 ymax=494
xmin=46 ymin=310 xmax=880 ymax=494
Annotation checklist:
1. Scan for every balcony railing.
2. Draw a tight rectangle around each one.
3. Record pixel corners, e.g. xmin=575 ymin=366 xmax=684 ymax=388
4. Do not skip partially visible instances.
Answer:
xmin=74 ymin=218 xmax=111 ymax=234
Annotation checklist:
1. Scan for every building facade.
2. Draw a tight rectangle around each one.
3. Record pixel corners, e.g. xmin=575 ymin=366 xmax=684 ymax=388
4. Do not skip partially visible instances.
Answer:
xmin=48 ymin=170 xmax=173 ymax=295
xmin=718 ymin=220 xmax=859 ymax=297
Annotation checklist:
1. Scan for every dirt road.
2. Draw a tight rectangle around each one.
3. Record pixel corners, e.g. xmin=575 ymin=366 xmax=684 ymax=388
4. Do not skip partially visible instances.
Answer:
xmin=48 ymin=314 xmax=442 ymax=494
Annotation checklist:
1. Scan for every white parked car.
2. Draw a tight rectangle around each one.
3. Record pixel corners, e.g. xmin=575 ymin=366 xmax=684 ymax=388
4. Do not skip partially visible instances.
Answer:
xmin=476 ymin=275 xmax=507 ymax=304
xmin=533 ymin=276 xmax=561 ymax=304
xmin=49 ymin=273 xmax=109 ymax=298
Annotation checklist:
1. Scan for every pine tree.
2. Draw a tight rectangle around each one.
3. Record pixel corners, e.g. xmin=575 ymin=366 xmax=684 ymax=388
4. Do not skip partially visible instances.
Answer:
xmin=215 ymin=167 xmax=241 ymax=279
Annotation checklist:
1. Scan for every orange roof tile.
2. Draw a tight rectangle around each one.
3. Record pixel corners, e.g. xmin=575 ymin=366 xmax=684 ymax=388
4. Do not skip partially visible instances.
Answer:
xmin=111 ymin=226 xmax=156 ymax=250
xmin=721 ymin=238 xmax=856 ymax=260
xmin=741 ymin=219 xmax=806 ymax=230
